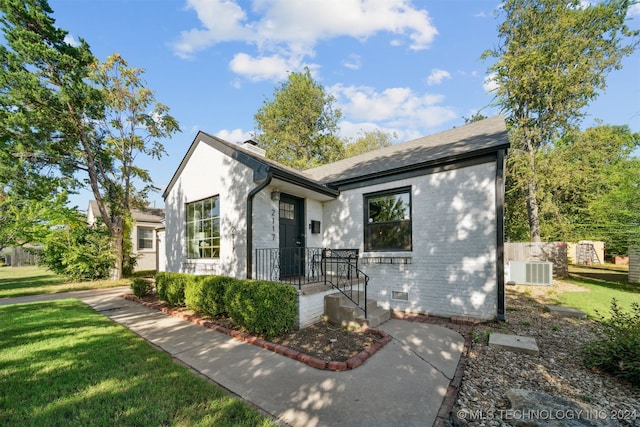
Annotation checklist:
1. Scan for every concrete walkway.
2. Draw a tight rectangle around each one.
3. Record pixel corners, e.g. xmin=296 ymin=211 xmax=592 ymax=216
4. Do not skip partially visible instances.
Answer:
xmin=1 ymin=287 xmax=465 ymax=427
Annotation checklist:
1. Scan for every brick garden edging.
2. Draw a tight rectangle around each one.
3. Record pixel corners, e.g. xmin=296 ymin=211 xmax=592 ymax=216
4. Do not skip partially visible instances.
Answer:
xmin=391 ymin=310 xmax=480 ymax=427
xmin=123 ymin=294 xmax=392 ymax=371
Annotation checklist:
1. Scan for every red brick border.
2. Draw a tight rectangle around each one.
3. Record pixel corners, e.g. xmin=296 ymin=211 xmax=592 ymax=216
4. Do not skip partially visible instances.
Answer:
xmin=123 ymin=294 xmax=391 ymax=371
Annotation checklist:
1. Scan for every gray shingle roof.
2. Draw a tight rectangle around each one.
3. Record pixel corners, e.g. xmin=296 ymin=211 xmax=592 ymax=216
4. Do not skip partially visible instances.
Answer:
xmin=88 ymin=200 xmax=164 ymax=223
xmin=303 ymin=115 xmax=508 ymax=185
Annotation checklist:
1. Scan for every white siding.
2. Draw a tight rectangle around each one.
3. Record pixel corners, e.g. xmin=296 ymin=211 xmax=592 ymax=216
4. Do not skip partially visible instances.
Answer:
xmin=164 ymin=140 xmax=253 ymax=277
xmin=322 ymin=162 xmax=498 ymax=320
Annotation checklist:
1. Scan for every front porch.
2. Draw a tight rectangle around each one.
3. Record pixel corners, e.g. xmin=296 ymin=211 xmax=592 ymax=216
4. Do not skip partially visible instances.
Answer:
xmin=255 ymin=247 xmax=389 ymax=327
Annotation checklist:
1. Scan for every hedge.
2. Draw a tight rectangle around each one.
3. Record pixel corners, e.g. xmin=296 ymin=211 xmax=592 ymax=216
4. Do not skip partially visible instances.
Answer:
xmin=184 ymin=275 xmax=236 ymax=317
xmin=226 ymin=280 xmax=298 ymax=339
xmin=155 ymin=273 xmax=298 ymax=339
xmin=155 ymin=272 xmax=191 ymax=306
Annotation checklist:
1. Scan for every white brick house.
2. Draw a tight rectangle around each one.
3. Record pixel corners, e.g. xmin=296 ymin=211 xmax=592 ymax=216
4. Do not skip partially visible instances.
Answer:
xmin=163 ymin=116 xmax=509 ymax=324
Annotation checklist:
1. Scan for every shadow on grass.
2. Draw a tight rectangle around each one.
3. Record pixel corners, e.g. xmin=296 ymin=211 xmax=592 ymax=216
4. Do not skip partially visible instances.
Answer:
xmin=0 ymin=300 xmax=273 ymax=427
xmin=0 ymin=272 xmax=67 ymax=291
xmin=566 ymin=272 xmax=640 ymax=294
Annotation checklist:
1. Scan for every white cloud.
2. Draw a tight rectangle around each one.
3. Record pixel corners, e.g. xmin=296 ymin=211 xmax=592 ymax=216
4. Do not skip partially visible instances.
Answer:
xmin=483 ymin=73 xmax=499 ymax=93
xmin=215 ymin=128 xmax=253 ymax=144
xmin=343 ymin=54 xmax=362 ymax=70
xmin=629 ymin=3 xmax=640 ymax=17
xmin=64 ymin=34 xmax=80 ymax=47
xmin=330 ymin=83 xmax=457 ymax=139
xmin=173 ymin=0 xmax=438 ymax=75
xmin=427 ymin=68 xmax=451 ymax=86
xmin=229 ymin=53 xmax=291 ymax=82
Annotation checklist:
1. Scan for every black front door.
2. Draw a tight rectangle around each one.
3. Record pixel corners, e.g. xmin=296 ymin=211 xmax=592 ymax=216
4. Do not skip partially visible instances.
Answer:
xmin=279 ymin=194 xmax=304 ymax=278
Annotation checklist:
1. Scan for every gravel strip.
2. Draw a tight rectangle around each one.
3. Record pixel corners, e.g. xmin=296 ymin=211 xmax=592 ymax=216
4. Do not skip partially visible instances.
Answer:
xmin=452 ymin=282 xmax=640 ymax=427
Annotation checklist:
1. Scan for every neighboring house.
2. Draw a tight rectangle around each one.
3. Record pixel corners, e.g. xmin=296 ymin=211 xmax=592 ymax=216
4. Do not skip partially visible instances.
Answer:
xmin=163 ymin=116 xmax=509 ymax=324
xmin=87 ymin=200 xmax=164 ymax=272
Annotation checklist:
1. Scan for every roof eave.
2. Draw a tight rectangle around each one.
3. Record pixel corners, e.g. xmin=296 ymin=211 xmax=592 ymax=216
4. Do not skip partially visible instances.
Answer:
xmin=326 ymin=143 xmax=510 ymax=188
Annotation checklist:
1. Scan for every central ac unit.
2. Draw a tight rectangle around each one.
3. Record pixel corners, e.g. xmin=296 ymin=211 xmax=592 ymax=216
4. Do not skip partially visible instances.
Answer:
xmin=508 ymin=261 xmax=553 ymax=285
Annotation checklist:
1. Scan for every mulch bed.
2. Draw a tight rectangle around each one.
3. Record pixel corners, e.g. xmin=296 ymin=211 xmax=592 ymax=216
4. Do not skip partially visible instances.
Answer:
xmin=123 ymin=294 xmax=392 ymax=371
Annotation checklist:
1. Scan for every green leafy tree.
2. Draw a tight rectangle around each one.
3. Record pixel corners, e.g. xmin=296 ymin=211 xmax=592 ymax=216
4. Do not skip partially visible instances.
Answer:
xmin=40 ymin=214 xmax=115 ymax=281
xmin=253 ymin=67 xmax=344 ymax=169
xmin=546 ymin=125 xmax=640 ymax=254
xmin=344 ymin=130 xmax=394 ymax=158
xmin=0 ymin=192 xmax=71 ymax=252
xmin=506 ymin=125 xmax=640 ymax=254
xmin=0 ymin=0 xmax=179 ymax=279
xmin=484 ymin=0 xmax=639 ymax=242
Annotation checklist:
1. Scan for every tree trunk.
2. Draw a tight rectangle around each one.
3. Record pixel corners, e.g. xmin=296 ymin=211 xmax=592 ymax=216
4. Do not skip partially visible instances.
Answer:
xmin=110 ymin=216 xmax=124 ymax=280
xmin=525 ymin=145 xmax=541 ymax=242
xmin=526 ymin=176 xmax=541 ymax=242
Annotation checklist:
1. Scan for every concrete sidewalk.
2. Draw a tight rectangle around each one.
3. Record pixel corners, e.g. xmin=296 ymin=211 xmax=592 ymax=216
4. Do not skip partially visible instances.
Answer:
xmin=1 ymin=287 xmax=464 ymax=427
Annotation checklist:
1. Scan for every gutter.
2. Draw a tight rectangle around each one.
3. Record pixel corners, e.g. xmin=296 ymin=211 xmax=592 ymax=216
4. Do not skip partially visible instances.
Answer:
xmin=246 ymin=166 xmax=272 ymax=279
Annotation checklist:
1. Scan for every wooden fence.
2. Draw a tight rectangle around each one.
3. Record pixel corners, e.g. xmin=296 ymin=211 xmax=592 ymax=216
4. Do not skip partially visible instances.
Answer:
xmin=505 ymin=242 xmax=568 ymax=278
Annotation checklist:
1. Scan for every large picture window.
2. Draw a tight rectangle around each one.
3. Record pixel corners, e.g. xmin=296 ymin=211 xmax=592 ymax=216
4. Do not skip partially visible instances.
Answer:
xmin=186 ymin=196 xmax=220 ymax=258
xmin=364 ymin=187 xmax=412 ymax=251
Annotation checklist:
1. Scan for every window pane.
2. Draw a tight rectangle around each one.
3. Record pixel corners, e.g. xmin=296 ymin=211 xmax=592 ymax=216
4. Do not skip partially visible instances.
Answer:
xmin=137 ymin=227 xmax=154 ymax=249
xmin=365 ymin=189 xmax=412 ymax=252
xmin=185 ymin=195 xmax=220 ymax=259
xmin=368 ymin=193 xmax=410 ymax=223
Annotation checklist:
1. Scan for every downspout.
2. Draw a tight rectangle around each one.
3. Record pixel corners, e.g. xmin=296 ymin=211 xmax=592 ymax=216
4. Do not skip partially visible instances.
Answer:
xmin=496 ymin=149 xmax=506 ymax=321
xmin=246 ymin=166 xmax=272 ymax=279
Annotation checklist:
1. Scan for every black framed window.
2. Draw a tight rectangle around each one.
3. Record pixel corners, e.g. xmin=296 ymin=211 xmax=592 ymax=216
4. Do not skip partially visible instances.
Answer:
xmin=364 ymin=187 xmax=412 ymax=251
xmin=186 ymin=196 xmax=220 ymax=258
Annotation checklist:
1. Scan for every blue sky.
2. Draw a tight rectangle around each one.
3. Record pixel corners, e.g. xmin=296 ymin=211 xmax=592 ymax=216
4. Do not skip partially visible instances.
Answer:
xmin=47 ymin=0 xmax=640 ymax=210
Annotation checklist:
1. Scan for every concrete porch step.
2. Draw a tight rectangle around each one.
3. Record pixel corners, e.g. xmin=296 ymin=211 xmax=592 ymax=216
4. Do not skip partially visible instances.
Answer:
xmin=324 ymin=292 xmax=390 ymax=328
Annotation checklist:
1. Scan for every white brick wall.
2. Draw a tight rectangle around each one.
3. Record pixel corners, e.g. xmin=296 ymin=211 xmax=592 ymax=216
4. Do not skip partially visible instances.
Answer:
xmin=298 ymin=289 xmax=339 ymax=328
xmin=323 ymin=162 xmax=499 ymax=320
xmin=164 ymin=140 xmax=252 ymax=278
xmin=165 ymin=138 xmax=501 ymax=320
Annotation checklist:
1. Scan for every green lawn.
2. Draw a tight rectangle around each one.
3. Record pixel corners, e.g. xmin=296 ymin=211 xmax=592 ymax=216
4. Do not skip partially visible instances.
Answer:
xmin=0 ymin=266 xmax=129 ymax=298
xmin=557 ymin=265 xmax=640 ymax=319
xmin=0 ymin=299 xmax=275 ymax=427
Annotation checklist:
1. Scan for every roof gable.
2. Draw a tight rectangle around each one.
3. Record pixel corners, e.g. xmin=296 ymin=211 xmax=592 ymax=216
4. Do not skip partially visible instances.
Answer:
xmin=162 ymin=131 xmax=339 ymax=199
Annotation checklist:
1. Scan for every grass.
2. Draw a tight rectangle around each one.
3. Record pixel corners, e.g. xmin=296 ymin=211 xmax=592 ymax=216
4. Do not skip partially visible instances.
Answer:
xmin=0 ymin=299 xmax=275 ymax=427
xmin=0 ymin=266 xmax=129 ymax=298
xmin=556 ymin=265 xmax=640 ymax=319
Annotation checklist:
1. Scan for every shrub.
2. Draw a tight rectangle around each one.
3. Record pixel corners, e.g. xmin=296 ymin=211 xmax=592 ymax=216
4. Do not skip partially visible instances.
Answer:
xmin=131 ymin=277 xmax=153 ymax=298
xmin=582 ymin=299 xmax=640 ymax=386
xmin=155 ymin=272 xmax=189 ymax=306
xmin=184 ymin=277 xmax=206 ymax=313
xmin=226 ymin=280 xmax=298 ymax=339
xmin=200 ymin=276 xmax=237 ymax=317
xmin=40 ymin=219 xmax=114 ymax=281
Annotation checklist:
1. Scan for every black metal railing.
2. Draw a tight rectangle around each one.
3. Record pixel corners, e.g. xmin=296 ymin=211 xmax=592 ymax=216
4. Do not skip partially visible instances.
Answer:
xmin=255 ymin=247 xmax=369 ymax=318
xmin=254 ymin=247 xmax=324 ymax=288
xmin=321 ymin=248 xmax=369 ymax=319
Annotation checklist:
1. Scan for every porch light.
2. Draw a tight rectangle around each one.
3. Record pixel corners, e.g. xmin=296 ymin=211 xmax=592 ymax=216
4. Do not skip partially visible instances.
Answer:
xmin=271 ymin=190 xmax=280 ymax=201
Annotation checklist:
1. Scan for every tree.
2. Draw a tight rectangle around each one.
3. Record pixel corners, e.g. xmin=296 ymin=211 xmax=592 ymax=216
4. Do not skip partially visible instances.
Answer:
xmin=505 ymin=125 xmax=640 ymax=255
xmin=40 ymin=213 xmax=115 ymax=281
xmin=88 ymin=53 xmax=179 ymax=279
xmin=0 ymin=0 xmax=179 ymax=279
xmin=344 ymin=130 xmax=394 ymax=158
xmin=484 ymin=0 xmax=639 ymax=242
xmin=253 ymin=67 xmax=344 ymax=170
xmin=545 ymin=125 xmax=640 ymax=254
xmin=0 ymin=192 xmax=71 ymax=252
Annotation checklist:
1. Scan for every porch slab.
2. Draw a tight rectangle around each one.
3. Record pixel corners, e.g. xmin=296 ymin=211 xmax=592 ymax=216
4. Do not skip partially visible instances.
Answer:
xmin=544 ymin=305 xmax=587 ymax=319
xmin=489 ymin=333 xmax=539 ymax=355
